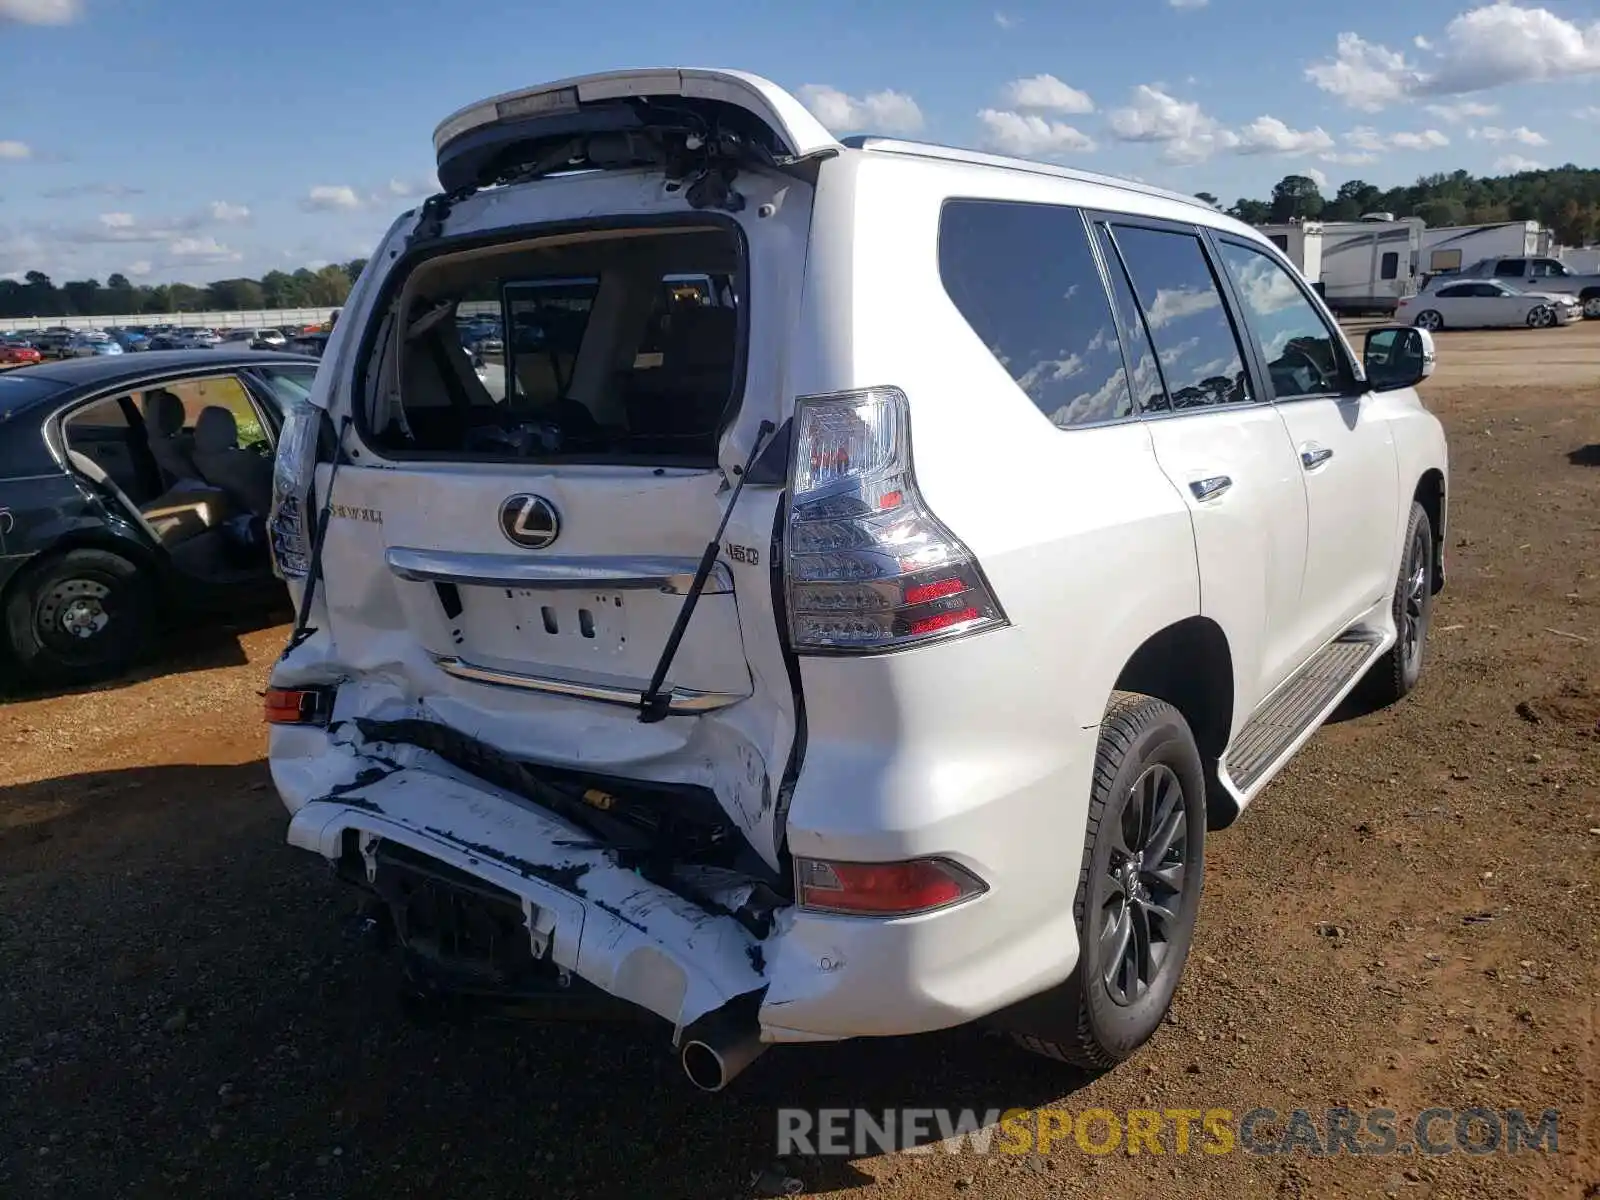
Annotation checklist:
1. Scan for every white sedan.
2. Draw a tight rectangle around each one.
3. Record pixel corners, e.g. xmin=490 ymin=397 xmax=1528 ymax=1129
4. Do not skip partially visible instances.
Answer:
xmin=1399 ymin=280 xmax=1581 ymax=330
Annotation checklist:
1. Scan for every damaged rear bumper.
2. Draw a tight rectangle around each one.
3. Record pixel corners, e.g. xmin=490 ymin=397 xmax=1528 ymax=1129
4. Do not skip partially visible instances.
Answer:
xmin=283 ymin=738 xmax=766 ymax=1033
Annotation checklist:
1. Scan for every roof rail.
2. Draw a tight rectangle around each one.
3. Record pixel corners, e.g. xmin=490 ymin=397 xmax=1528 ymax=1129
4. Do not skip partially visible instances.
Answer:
xmin=839 ymin=135 xmax=1218 ymax=215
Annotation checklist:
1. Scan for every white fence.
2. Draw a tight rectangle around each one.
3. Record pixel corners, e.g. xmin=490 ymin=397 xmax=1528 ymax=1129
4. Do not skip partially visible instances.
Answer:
xmin=0 ymin=307 xmax=342 ymax=334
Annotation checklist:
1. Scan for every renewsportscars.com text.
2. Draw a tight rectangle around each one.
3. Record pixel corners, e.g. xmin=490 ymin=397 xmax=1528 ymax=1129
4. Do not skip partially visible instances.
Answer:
xmin=777 ymin=1106 xmax=1561 ymax=1158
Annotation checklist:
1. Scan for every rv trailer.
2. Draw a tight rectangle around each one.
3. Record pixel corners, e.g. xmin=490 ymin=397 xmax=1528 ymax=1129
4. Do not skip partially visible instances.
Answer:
xmin=1316 ymin=217 xmax=1424 ymax=314
xmin=1259 ymin=221 xmax=1324 ymax=287
xmin=1419 ymin=221 xmax=1551 ymax=278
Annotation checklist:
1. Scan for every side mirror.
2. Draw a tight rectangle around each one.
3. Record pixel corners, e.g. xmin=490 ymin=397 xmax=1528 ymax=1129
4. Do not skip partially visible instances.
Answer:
xmin=1363 ymin=325 xmax=1436 ymax=392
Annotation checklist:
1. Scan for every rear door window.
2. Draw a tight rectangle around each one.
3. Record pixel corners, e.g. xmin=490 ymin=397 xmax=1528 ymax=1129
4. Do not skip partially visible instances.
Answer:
xmin=1214 ymin=239 xmax=1351 ymax=400
xmin=1102 ymin=223 xmax=1252 ymax=410
xmin=1494 ymin=259 xmax=1526 ymax=278
xmin=937 ymin=199 xmax=1134 ymax=427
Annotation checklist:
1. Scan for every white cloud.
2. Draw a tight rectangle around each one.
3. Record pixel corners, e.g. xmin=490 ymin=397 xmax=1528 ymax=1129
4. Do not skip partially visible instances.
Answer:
xmin=1472 ymin=124 xmax=1547 ymax=144
xmin=796 ymin=84 xmax=924 ymax=134
xmin=167 ymin=236 xmax=242 ymax=264
xmin=208 ymin=201 xmax=251 ymax=223
xmin=1320 ymin=151 xmax=1381 ymax=165
xmin=1391 ymin=128 xmax=1450 ymax=149
xmin=0 ymin=140 xmax=33 ymax=160
xmin=0 ymin=0 xmax=81 ymax=23
xmin=1305 ymin=33 xmax=1416 ymax=111
xmin=1108 ymin=87 xmax=1330 ymax=163
xmin=1424 ymin=99 xmax=1499 ymax=121
xmin=302 ymin=184 xmax=365 ymax=212
xmin=1304 ymin=167 xmax=1330 ymax=190
xmin=1107 ymin=85 xmax=1239 ymax=163
xmin=384 ymin=178 xmax=431 ymax=198
xmin=1145 ymin=285 xmax=1221 ymax=330
xmin=126 ymin=260 xmax=151 ymax=278
xmin=1234 ymin=116 xmax=1336 ymax=155
xmin=1002 ymin=74 xmax=1094 ymax=113
xmin=1344 ymin=126 xmax=1389 ymax=152
xmin=1309 ymin=4 xmax=1600 ymax=110
xmin=994 ymin=10 xmax=1017 ymax=28
xmin=1494 ymin=154 xmax=1544 ymax=171
xmin=977 ymin=109 xmax=1097 ymax=156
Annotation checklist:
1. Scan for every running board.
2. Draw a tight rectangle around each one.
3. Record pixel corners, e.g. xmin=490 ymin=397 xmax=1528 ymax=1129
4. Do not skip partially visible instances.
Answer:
xmin=1219 ymin=630 xmax=1387 ymax=801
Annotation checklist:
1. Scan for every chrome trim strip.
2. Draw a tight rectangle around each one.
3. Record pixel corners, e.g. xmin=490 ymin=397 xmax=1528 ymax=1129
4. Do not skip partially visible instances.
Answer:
xmin=386 ymin=547 xmax=732 ymax=595
xmin=434 ymin=657 xmax=743 ymax=714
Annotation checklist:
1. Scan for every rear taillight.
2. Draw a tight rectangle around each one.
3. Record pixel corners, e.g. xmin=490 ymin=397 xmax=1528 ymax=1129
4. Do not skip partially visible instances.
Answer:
xmin=795 ymin=856 xmax=988 ymax=917
xmin=263 ymin=685 xmax=334 ymax=726
xmin=782 ymin=387 xmax=1006 ymax=652
xmin=267 ymin=400 xmax=322 ymax=580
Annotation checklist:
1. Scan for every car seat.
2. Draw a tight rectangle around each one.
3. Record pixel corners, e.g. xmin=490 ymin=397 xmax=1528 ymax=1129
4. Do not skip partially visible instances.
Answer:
xmin=190 ymin=406 xmax=273 ymax=516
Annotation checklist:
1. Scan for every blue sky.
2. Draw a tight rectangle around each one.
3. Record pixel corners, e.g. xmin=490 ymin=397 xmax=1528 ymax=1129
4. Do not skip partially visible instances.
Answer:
xmin=2 ymin=0 xmax=1597 ymax=283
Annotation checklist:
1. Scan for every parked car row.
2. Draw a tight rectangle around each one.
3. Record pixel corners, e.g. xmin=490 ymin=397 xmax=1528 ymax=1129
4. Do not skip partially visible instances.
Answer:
xmin=1 ymin=320 xmax=330 ymax=362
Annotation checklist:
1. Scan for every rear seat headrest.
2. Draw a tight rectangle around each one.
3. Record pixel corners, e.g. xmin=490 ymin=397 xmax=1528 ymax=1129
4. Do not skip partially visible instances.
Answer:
xmin=143 ymin=389 xmax=186 ymax=437
xmin=193 ymin=406 xmax=238 ymax=454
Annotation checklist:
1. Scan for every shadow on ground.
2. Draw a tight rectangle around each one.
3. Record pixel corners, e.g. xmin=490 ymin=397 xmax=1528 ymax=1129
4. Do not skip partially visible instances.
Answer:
xmin=0 ymin=601 xmax=290 ymax=703
xmin=1568 ymin=443 xmax=1600 ymax=467
xmin=0 ymin=762 xmax=1086 ymax=1200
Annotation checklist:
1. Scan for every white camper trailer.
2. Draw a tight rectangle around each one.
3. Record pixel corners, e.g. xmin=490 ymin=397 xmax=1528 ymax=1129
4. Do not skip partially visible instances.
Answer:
xmin=1259 ymin=221 xmax=1324 ymax=284
xmin=1261 ymin=216 xmax=1422 ymax=314
xmin=1420 ymin=221 xmax=1550 ymax=278
xmin=1316 ymin=217 xmax=1424 ymax=314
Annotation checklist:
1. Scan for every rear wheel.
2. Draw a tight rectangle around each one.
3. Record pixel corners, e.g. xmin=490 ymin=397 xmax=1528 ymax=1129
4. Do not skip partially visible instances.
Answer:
xmin=1413 ymin=310 xmax=1443 ymax=331
xmin=1581 ymin=293 xmax=1600 ymax=320
xmin=1362 ymin=501 xmax=1434 ymax=708
xmin=3 ymin=548 xmax=155 ymax=686
xmin=995 ymin=692 xmax=1206 ymax=1068
xmin=1526 ymin=305 xmax=1555 ymax=329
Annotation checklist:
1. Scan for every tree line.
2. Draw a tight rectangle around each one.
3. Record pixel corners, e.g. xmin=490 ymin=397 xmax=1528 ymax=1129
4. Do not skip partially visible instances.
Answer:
xmin=1196 ymin=165 xmax=1600 ymax=245
xmin=0 ymin=259 xmax=368 ymax=319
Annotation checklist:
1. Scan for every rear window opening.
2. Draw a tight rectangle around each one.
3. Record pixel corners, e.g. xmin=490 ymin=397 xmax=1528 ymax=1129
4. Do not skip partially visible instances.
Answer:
xmin=364 ymin=224 xmax=745 ymax=467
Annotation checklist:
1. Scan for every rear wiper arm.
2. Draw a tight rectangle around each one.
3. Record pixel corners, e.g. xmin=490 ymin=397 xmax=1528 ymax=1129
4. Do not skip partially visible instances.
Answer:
xmin=637 ymin=420 xmax=776 ymax=724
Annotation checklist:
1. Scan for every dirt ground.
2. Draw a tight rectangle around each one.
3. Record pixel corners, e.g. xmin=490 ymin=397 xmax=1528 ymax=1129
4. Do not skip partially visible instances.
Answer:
xmin=2 ymin=321 xmax=1596 ymax=1200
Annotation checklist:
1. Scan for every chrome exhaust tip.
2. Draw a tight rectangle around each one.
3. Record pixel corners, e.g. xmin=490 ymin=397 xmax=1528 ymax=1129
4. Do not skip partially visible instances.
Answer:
xmin=680 ymin=1008 xmax=768 ymax=1092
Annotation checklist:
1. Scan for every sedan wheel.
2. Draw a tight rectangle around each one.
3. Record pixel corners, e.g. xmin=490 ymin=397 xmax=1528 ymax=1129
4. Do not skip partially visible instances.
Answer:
xmin=1526 ymin=305 xmax=1555 ymax=329
xmin=1583 ymin=296 xmax=1600 ymax=320
xmin=1414 ymin=310 xmax=1443 ymax=331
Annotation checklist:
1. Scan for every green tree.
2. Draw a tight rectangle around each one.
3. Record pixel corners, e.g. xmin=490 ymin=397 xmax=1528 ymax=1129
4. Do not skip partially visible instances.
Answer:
xmin=1269 ymin=174 xmax=1325 ymax=222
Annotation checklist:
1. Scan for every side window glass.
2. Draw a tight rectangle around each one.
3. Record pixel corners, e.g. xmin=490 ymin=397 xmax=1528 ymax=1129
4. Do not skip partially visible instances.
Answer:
xmin=1380 ymin=252 xmax=1399 ymax=281
xmin=938 ymin=199 xmax=1134 ymax=427
xmin=1095 ymin=225 xmax=1168 ymax=414
xmin=1494 ymin=259 xmax=1524 ymax=278
xmin=1215 ymin=240 xmax=1350 ymax=400
xmin=1106 ymin=224 xmax=1251 ymax=410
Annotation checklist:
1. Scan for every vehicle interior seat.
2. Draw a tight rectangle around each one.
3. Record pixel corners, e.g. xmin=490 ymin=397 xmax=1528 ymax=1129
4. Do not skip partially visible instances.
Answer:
xmin=134 ymin=388 xmax=236 ymax=531
xmin=66 ymin=449 xmax=218 ymax=548
xmin=142 ymin=389 xmax=199 ymax=486
xmin=190 ymin=405 xmax=274 ymax=516
xmin=621 ymin=305 xmax=736 ymax=443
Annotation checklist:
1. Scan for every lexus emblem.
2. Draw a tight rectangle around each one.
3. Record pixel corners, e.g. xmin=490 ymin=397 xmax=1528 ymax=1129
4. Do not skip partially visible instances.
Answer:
xmin=499 ymin=494 xmax=560 ymax=550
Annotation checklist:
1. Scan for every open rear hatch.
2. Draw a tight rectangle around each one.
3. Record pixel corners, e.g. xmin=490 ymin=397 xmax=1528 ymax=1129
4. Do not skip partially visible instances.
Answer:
xmin=287 ymin=70 xmax=829 ymax=877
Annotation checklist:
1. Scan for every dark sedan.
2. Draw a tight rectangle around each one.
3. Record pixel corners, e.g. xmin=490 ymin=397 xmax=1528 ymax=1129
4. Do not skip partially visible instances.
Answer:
xmin=0 ymin=349 xmax=318 ymax=685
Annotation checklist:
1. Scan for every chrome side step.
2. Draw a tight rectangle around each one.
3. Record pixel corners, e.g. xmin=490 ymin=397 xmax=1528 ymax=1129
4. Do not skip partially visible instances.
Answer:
xmin=1220 ymin=630 xmax=1386 ymax=799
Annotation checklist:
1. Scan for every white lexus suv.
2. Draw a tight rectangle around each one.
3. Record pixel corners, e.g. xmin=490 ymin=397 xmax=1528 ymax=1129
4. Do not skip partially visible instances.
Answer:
xmin=265 ymin=69 xmax=1448 ymax=1089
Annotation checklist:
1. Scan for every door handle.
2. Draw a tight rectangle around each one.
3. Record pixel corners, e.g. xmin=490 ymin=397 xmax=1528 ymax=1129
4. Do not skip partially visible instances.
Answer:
xmin=1300 ymin=444 xmax=1334 ymax=469
xmin=1189 ymin=475 xmax=1232 ymax=502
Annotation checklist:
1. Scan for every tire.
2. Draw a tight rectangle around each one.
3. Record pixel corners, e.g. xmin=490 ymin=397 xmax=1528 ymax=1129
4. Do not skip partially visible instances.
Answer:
xmin=1361 ymin=501 xmax=1434 ymax=708
xmin=1582 ymin=293 xmax=1600 ymax=321
xmin=1413 ymin=310 xmax=1443 ymax=331
xmin=3 ymin=548 xmax=155 ymax=686
xmin=1526 ymin=305 xmax=1555 ymax=329
xmin=995 ymin=692 xmax=1206 ymax=1069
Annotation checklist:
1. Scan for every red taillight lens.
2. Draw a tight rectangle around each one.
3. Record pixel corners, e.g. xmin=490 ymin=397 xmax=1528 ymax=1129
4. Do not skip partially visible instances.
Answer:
xmin=783 ymin=388 xmax=1007 ymax=653
xmin=794 ymin=856 xmax=988 ymax=917
xmin=264 ymin=686 xmax=332 ymax=726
